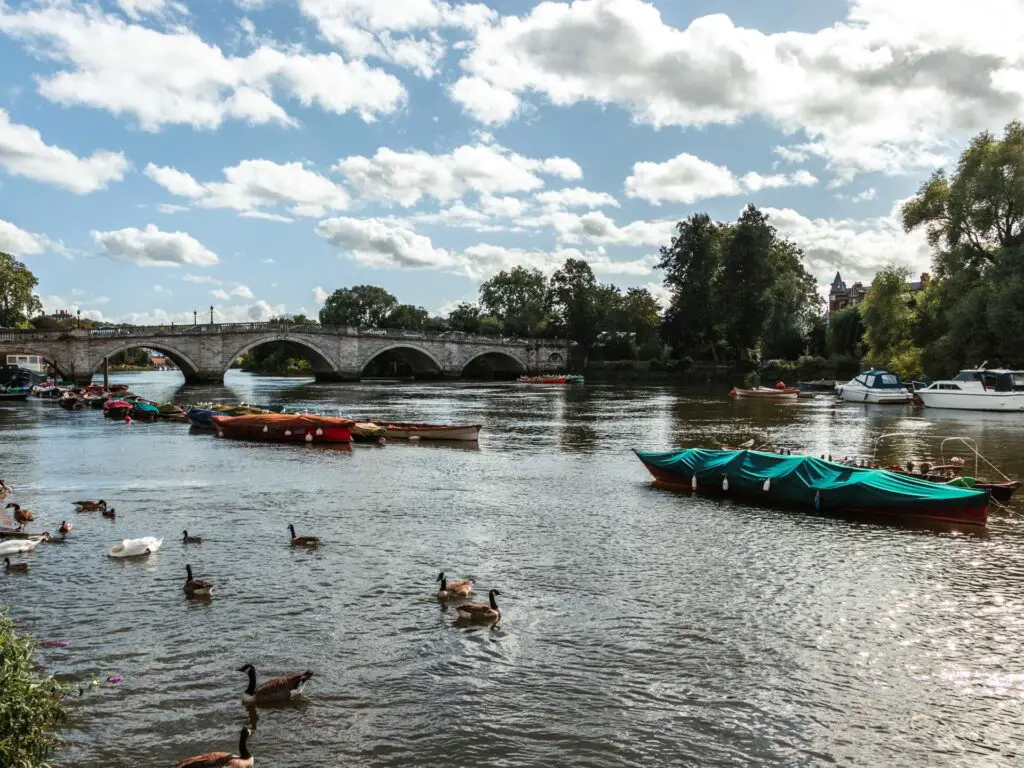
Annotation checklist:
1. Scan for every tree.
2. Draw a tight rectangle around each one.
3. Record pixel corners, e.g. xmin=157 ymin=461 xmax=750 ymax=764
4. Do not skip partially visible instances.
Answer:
xmin=761 ymin=239 xmax=822 ymax=359
xmin=659 ymin=213 xmax=724 ymax=360
xmin=479 ymin=267 xmax=550 ymax=337
xmin=446 ymin=302 xmax=481 ymax=334
xmin=318 ymin=285 xmax=397 ymax=327
xmin=550 ymin=258 xmax=615 ymax=363
xmin=0 ymin=252 xmax=42 ymax=328
xmin=616 ymin=287 xmax=662 ymax=351
xmin=477 ymin=315 xmax=503 ymax=336
xmin=825 ymin=307 xmax=865 ymax=358
xmin=381 ymin=304 xmax=429 ymax=331
xmin=859 ymin=265 xmax=922 ymax=377
xmin=717 ymin=205 xmax=775 ymax=360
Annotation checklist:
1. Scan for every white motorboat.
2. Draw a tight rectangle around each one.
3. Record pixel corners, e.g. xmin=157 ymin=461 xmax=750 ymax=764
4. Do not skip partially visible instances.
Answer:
xmin=837 ymin=370 xmax=913 ymax=404
xmin=917 ymin=368 xmax=1024 ymax=412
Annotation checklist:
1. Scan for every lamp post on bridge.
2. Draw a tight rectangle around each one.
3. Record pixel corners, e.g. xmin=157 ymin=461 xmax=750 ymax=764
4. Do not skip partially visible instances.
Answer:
xmin=76 ymin=309 xmax=80 ymax=329
xmin=193 ymin=310 xmax=197 ymax=326
xmin=210 ymin=305 xmax=214 ymax=325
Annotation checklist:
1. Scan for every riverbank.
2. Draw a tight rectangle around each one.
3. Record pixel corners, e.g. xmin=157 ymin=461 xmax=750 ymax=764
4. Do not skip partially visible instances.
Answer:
xmin=583 ymin=355 xmax=862 ymax=385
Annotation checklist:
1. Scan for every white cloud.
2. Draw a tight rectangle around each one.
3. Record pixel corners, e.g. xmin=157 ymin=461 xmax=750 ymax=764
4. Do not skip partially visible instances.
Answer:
xmin=182 ymin=273 xmax=220 ymax=284
xmin=763 ymin=203 xmax=931 ymax=289
xmin=116 ymin=0 xmax=178 ymax=20
xmin=231 ymin=284 xmax=254 ymax=298
xmin=146 ymin=160 xmax=350 ymax=218
xmin=313 ymin=285 xmax=329 ymax=304
xmin=521 ymin=209 xmax=676 ymax=247
xmin=92 ymin=224 xmax=220 ymax=268
xmin=316 ymin=216 xmax=454 ymax=269
xmin=334 ymin=142 xmax=582 ymax=207
xmin=0 ymin=6 xmax=406 ymax=131
xmin=452 ymin=0 xmax=1024 ymax=180
xmin=298 ymin=0 xmax=495 ymax=78
xmin=152 ymin=284 xmax=171 ymax=295
xmin=0 ymin=109 xmax=128 ymax=194
xmin=157 ymin=203 xmax=191 ymax=214
xmin=644 ymin=281 xmax=671 ymax=309
xmin=535 ymin=187 xmax=620 ymax=209
xmin=625 ymin=152 xmax=817 ymax=204
xmin=210 ymin=288 xmax=231 ymax=301
xmin=95 ymin=299 xmax=287 ymax=326
xmin=316 ymin=215 xmax=656 ymax=281
xmin=0 ymin=219 xmax=46 ymax=256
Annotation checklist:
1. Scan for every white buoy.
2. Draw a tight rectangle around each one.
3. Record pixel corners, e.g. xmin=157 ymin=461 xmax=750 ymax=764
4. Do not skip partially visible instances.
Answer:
xmin=691 ymin=475 xmax=697 ymax=490
xmin=262 ymin=425 xmax=269 ymax=433
xmin=284 ymin=430 xmax=292 ymax=436
xmin=722 ymin=476 xmax=729 ymax=491
xmin=315 ymin=428 xmax=324 ymax=436
xmin=305 ymin=432 xmax=313 ymax=442
xmin=215 ymin=430 xmax=223 ymax=438
xmin=763 ymin=478 xmax=771 ymax=492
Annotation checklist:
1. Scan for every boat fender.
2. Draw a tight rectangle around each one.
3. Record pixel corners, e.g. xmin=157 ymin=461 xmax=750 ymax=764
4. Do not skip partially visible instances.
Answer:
xmin=284 ymin=430 xmax=292 ymax=436
xmin=305 ymin=433 xmax=313 ymax=442
xmin=262 ymin=425 xmax=269 ymax=433
xmin=216 ymin=430 xmax=223 ymax=438
xmin=691 ymin=475 xmax=697 ymax=491
xmin=722 ymin=476 xmax=729 ymax=491
xmin=763 ymin=479 xmax=770 ymax=492
xmin=315 ymin=428 xmax=324 ymax=436
xmin=814 ymin=490 xmax=821 ymax=510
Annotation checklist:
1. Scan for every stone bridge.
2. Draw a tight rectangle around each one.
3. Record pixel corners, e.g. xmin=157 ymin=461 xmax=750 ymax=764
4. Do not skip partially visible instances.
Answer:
xmin=0 ymin=323 xmax=570 ymax=384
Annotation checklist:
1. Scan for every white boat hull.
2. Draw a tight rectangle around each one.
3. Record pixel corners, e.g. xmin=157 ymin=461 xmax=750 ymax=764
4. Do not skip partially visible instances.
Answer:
xmin=839 ymin=386 xmax=912 ymax=404
xmin=918 ymin=390 xmax=1024 ymax=412
xmin=380 ymin=424 xmax=481 ymax=441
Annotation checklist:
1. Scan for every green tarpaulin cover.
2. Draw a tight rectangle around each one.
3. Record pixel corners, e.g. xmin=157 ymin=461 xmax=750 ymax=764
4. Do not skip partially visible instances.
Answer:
xmin=635 ymin=448 xmax=987 ymax=512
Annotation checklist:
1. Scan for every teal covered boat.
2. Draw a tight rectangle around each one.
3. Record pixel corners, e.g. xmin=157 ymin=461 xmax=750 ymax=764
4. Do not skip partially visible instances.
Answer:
xmin=635 ymin=448 xmax=989 ymax=526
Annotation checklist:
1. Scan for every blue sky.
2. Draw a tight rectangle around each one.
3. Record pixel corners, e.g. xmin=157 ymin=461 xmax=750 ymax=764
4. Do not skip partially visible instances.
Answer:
xmin=0 ymin=0 xmax=1019 ymax=324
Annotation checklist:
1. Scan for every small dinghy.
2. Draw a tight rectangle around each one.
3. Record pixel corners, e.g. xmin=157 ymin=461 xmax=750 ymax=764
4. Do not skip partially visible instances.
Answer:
xmin=108 ymin=537 xmax=162 ymax=558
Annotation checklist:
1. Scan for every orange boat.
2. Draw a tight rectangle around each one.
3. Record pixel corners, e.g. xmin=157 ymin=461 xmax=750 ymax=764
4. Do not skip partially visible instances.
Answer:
xmin=212 ymin=413 xmax=354 ymax=444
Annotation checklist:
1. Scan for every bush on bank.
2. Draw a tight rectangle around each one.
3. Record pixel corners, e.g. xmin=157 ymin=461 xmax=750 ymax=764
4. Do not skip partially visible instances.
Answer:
xmin=0 ymin=612 xmax=67 ymax=768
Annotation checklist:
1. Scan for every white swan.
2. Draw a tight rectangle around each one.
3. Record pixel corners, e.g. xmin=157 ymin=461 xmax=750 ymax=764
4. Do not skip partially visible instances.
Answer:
xmin=108 ymin=537 xmax=162 ymax=558
xmin=0 ymin=535 xmax=48 ymax=556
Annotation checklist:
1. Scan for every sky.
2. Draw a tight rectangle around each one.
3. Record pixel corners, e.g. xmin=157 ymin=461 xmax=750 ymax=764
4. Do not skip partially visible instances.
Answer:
xmin=1 ymin=0 xmax=1021 ymax=325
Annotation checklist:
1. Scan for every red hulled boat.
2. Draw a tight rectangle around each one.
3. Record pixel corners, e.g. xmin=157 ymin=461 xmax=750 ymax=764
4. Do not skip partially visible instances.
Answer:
xmin=212 ymin=413 xmax=354 ymax=444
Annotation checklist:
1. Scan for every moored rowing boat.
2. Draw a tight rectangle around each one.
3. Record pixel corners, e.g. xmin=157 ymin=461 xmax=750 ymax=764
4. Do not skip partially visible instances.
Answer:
xmin=635 ymin=447 xmax=989 ymax=526
xmin=368 ymin=421 xmax=482 ymax=441
xmin=213 ymin=413 xmax=354 ymax=444
xmin=730 ymin=386 xmax=800 ymax=400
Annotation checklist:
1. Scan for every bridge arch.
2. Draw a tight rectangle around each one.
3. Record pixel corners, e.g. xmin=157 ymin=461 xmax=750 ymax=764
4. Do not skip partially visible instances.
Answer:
xmin=360 ymin=343 xmax=444 ymax=377
xmin=460 ymin=349 xmax=526 ymax=378
xmin=88 ymin=342 xmax=200 ymax=381
xmin=224 ymin=335 xmax=341 ymax=378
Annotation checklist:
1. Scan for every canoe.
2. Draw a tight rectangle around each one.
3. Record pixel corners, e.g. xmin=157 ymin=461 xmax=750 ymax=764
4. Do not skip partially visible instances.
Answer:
xmin=59 ymin=393 xmax=84 ymax=410
xmin=634 ymin=448 xmax=989 ymax=526
xmin=799 ymin=380 xmax=837 ymax=392
xmin=131 ymin=402 xmax=160 ymax=422
xmin=0 ymin=387 xmax=31 ymax=401
xmin=730 ymin=387 xmax=800 ymax=400
xmin=213 ymin=413 xmax=354 ymax=444
xmin=369 ymin=421 xmax=482 ymax=441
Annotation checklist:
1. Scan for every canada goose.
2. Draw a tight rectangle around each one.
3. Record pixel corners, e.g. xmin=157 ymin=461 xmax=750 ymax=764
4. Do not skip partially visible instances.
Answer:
xmin=0 ymin=479 xmax=10 ymax=498
xmin=59 ymin=521 xmax=72 ymax=535
xmin=287 ymin=524 xmax=320 ymax=547
xmin=173 ymin=726 xmax=253 ymax=768
xmin=237 ymin=663 xmax=313 ymax=705
xmin=436 ymin=571 xmax=474 ymax=600
xmin=455 ymin=589 xmax=502 ymax=623
xmin=4 ymin=557 xmax=28 ymax=573
xmin=73 ymin=500 xmax=107 ymax=512
xmin=182 ymin=530 xmax=203 ymax=544
xmin=5 ymin=503 xmax=33 ymax=530
xmin=101 ymin=507 xmax=116 ymax=519
xmin=183 ymin=564 xmax=213 ymax=598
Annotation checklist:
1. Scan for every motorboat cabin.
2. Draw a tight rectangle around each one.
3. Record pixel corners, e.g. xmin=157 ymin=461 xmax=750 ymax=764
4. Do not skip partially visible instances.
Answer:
xmin=837 ymin=370 xmax=913 ymax=404
xmin=917 ymin=368 xmax=1024 ymax=411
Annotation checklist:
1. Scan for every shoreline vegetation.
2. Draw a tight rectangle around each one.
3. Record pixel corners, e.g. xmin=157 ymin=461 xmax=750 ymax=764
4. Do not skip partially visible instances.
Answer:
xmin=0 ymin=611 xmax=68 ymax=768
xmin=4 ymin=121 xmax=1023 ymax=385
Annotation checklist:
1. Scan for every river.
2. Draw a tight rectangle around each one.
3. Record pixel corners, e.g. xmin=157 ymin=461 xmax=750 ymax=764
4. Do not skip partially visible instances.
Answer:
xmin=3 ymin=371 xmax=1024 ymax=767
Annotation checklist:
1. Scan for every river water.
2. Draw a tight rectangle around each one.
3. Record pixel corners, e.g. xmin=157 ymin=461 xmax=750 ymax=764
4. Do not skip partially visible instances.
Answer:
xmin=3 ymin=372 xmax=1024 ymax=768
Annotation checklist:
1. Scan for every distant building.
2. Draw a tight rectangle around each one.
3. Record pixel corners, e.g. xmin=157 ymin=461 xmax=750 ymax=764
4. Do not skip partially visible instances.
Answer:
xmin=49 ymin=309 xmax=74 ymax=321
xmin=828 ymin=271 xmax=930 ymax=314
xmin=149 ymin=355 xmax=177 ymax=371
